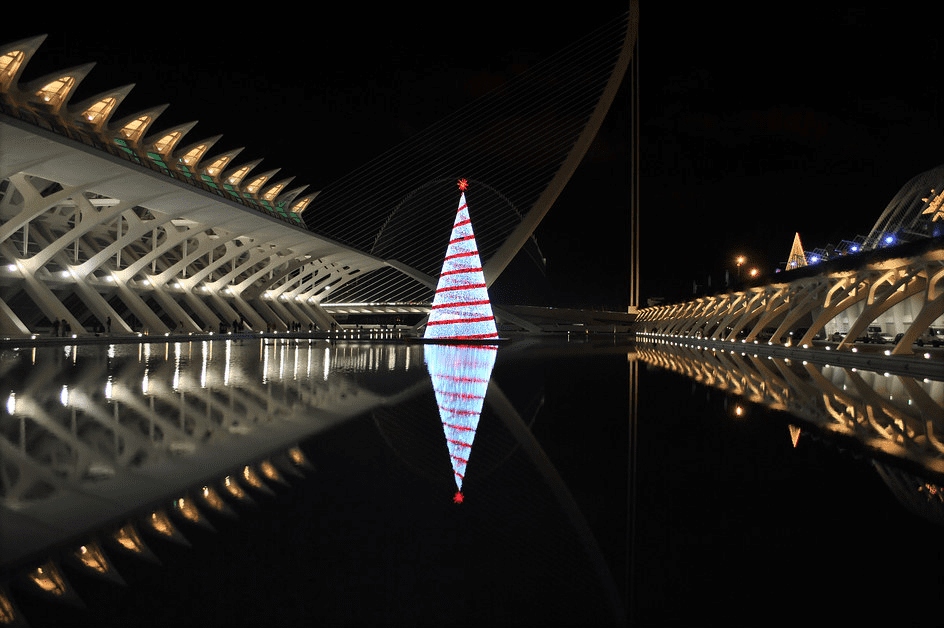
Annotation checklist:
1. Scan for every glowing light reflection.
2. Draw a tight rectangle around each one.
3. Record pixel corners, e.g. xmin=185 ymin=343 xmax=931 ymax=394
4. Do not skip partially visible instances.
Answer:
xmin=424 ymin=343 xmax=498 ymax=503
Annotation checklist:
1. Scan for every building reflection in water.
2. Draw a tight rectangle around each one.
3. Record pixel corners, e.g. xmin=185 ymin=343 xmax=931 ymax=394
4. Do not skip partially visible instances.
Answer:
xmin=0 ymin=337 xmax=429 ymax=625
xmin=4 ymin=333 xmax=939 ymax=624
xmin=633 ymin=336 xmax=944 ymax=526
xmin=0 ymin=335 xmax=631 ymax=626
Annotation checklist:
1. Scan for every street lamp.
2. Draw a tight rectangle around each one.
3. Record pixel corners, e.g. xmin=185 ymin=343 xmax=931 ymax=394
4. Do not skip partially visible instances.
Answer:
xmin=735 ymin=256 xmax=746 ymax=281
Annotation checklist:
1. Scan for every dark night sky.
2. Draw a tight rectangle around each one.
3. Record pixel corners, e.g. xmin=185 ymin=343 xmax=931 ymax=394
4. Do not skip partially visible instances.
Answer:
xmin=4 ymin=5 xmax=941 ymax=307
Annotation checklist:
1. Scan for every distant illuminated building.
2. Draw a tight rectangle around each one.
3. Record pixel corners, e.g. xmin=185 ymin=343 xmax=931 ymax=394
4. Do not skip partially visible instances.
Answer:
xmin=922 ymin=188 xmax=944 ymax=221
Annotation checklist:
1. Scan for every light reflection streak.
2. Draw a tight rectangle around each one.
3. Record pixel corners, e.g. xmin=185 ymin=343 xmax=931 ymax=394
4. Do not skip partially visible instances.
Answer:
xmin=224 ymin=339 xmax=231 ymax=385
xmin=201 ymin=341 xmax=209 ymax=388
xmin=172 ymin=342 xmax=182 ymax=391
xmin=279 ymin=340 xmax=286 ymax=381
xmin=262 ymin=340 xmax=271 ymax=384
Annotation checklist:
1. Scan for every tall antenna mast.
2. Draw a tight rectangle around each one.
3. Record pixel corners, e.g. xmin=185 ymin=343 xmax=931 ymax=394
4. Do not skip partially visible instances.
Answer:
xmin=628 ymin=25 xmax=640 ymax=314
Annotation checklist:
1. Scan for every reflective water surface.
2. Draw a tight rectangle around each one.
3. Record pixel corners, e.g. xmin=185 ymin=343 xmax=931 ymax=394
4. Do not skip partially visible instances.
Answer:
xmin=0 ymin=335 xmax=941 ymax=627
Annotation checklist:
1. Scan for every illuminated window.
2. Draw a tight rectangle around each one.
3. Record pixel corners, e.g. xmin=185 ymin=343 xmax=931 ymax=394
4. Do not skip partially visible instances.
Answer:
xmin=260 ymin=460 xmax=281 ymax=482
xmin=174 ymin=497 xmax=201 ymax=523
xmin=178 ymin=143 xmax=209 ymax=166
xmin=75 ymin=543 xmax=108 ymax=574
xmin=0 ymin=49 xmax=25 ymax=89
xmin=112 ymin=524 xmax=146 ymax=553
xmin=149 ymin=510 xmax=174 ymax=537
xmin=203 ymin=154 xmax=233 ymax=177
xmin=288 ymin=447 xmax=307 ymax=466
xmin=34 ymin=75 xmax=75 ymax=108
xmin=151 ymin=130 xmax=182 ymax=156
xmin=244 ymin=174 xmax=268 ymax=195
xmin=118 ymin=115 xmax=151 ymax=142
xmin=262 ymin=182 xmax=286 ymax=201
xmin=81 ymin=96 xmax=117 ymax=125
xmin=28 ymin=562 xmax=66 ymax=596
xmin=225 ymin=164 xmax=253 ymax=186
xmin=223 ymin=475 xmax=247 ymax=499
xmin=0 ymin=588 xmax=16 ymax=623
xmin=201 ymin=485 xmax=226 ymax=511
xmin=291 ymin=196 xmax=314 ymax=215
xmin=242 ymin=465 xmax=264 ymax=488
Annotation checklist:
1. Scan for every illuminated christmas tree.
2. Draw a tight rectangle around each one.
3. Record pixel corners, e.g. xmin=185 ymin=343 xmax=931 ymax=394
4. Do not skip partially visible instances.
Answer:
xmin=787 ymin=232 xmax=807 ymax=269
xmin=424 ymin=342 xmax=497 ymax=503
xmin=423 ymin=179 xmax=499 ymax=342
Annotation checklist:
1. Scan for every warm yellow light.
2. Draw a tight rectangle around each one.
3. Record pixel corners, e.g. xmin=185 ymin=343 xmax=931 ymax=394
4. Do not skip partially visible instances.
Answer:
xmin=179 ymin=143 xmax=209 ymax=166
xmin=0 ymin=49 xmax=26 ymax=86
xmin=34 ymin=76 xmax=75 ymax=108
xmin=28 ymin=562 xmax=66 ymax=596
xmin=203 ymin=154 xmax=233 ymax=177
xmin=174 ymin=497 xmax=201 ymax=523
xmin=242 ymin=465 xmax=264 ymax=488
xmin=288 ymin=447 xmax=303 ymax=464
xmin=223 ymin=475 xmax=247 ymax=499
xmin=149 ymin=510 xmax=174 ymax=537
xmin=225 ymin=164 xmax=253 ymax=186
xmin=151 ymin=130 xmax=182 ymax=156
xmin=113 ymin=524 xmax=145 ymax=553
xmin=0 ymin=587 xmax=17 ymax=623
xmin=81 ymin=97 xmax=117 ymax=126
xmin=244 ymin=175 xmax=267 ymax=194
xmin=260 ymin=460 xmax=281 ymax=482
xmin=117 ymin=115 xmax=150 ymax=142
xmin=201 ymin=485 xmax=226 ymax=511
xmin=75 ymin=543 xmax=108 ymax=574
